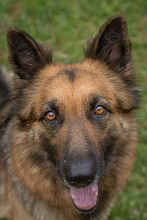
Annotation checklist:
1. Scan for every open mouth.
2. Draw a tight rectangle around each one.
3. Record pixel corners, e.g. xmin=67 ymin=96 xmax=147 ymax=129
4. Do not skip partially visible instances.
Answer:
xmin=69 ymin=183 xmax=98 ymax=214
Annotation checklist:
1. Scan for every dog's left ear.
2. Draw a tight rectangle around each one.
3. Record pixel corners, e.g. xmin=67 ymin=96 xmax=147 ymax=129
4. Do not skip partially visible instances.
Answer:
xmin=85 ymin=16 xmax=131 ymax=72
xmin=7 ymin=29 xmax=52 ymax=80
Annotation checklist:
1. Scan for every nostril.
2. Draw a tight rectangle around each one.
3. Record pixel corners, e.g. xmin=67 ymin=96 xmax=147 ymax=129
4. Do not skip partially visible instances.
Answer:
xmin=68 ymin=176 xmax=95 ymax=187
xmin=63 ymin=162 xmax=96 ymax=187
xmin=61 ymin=153 xmax=97 ymax=187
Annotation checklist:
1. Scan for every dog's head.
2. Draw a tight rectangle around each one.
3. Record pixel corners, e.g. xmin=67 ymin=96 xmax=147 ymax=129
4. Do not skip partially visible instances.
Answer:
xmin=7 ymin=16 xmax=139 ymax=217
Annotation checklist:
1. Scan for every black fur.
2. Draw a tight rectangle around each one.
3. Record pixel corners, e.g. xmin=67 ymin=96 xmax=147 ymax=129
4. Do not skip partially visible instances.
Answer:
xmin=64 ymin=68 xmax=77 ymax=82
xmin=85 ymin=16 xmax=131 ymax=73
xmin=7 ymin=29 xmax=52 ymax=80
xmin=0 ymin=69 xmax=10 ymax=109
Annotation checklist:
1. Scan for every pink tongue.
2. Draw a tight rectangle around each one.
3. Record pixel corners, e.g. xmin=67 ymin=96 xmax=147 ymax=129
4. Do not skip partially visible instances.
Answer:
xmin=70 ymin=183 xmax=98 ymax=211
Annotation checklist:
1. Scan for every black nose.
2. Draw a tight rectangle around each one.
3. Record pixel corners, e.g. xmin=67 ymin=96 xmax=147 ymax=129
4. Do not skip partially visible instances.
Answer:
xmin=62 ymin=155 xmax=97 ymax=187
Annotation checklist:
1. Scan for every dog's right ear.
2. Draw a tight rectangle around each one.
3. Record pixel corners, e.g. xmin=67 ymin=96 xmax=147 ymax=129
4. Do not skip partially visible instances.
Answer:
xmin=7 ymin=29 xmax=52 ymax=80
xmin=85 ymin=16 xmax=131 ymax=73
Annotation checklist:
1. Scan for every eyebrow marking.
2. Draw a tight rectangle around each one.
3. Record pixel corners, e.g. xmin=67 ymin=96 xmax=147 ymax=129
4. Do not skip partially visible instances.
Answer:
xmin=64 ymin=68 xmax=77 ymax=82
xmin=47 ymin=68 xmax=77 ymax=83
xmin=43 ymin=99 xmax=58 ymax=112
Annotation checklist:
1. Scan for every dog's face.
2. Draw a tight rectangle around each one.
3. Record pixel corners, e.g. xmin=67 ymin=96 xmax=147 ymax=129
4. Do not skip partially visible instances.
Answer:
xmin=7 ymin=17 xmax=139 ymax=217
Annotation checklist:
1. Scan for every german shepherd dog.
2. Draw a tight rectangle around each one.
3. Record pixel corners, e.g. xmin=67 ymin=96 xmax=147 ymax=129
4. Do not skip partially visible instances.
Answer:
xmin=0 ymin=16 xmax=139 ymax=220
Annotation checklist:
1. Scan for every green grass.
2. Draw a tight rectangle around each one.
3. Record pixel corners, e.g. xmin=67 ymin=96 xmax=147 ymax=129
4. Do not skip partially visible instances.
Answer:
xmin=0 ymin=0 xmax=146 ymax=219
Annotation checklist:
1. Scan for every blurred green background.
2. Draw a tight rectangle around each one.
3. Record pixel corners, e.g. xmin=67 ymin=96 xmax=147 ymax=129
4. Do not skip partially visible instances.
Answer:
xmin=0 ymin=0 xmax=146 ymax=219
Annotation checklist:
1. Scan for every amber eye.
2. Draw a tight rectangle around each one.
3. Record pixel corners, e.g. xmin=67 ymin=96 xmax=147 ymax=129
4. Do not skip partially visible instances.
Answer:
xmin=46 ymin=111 xmax=57 ymax=121
xmin=94 ymin=105 xmax=105 ymax=116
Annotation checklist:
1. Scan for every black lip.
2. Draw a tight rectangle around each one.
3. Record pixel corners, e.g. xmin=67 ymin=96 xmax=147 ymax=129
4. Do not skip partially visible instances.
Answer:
xmin=76 ymin=203 xmax=98 ymax=216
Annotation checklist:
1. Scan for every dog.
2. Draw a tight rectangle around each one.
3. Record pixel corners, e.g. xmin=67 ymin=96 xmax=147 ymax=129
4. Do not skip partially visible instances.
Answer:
xmin=0 ymin=16 xmax=139 ymax=220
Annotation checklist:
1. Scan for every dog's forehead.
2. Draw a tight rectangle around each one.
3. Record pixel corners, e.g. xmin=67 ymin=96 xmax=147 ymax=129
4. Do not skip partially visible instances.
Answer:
xmin=38 ymin=61 xmax=116 ymax=105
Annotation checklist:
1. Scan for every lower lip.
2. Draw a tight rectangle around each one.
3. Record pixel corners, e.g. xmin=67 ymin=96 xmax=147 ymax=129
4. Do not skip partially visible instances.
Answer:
xmin=76 ymin=204 xmax=98 ymax=215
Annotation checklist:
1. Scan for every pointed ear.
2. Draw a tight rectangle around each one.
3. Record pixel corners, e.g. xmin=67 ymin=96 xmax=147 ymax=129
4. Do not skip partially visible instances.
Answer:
xmin=7 ymin=28 xmax=52 ymax=80
xmin=85 ymin=16 xmax=131 ymax=72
